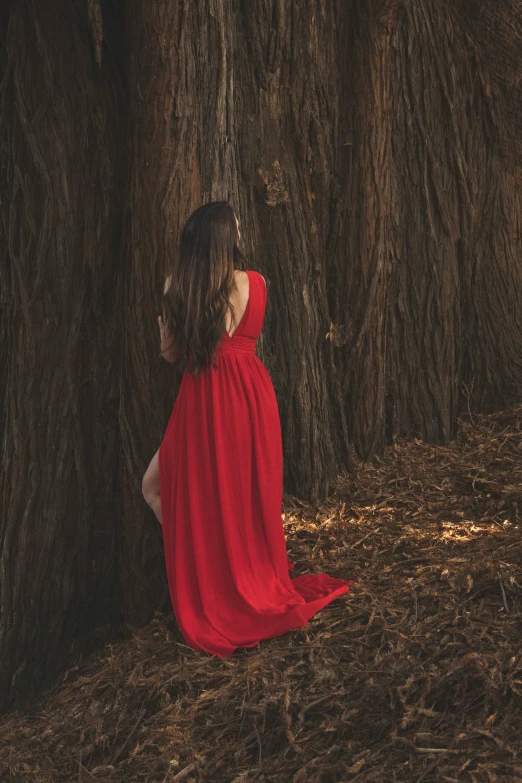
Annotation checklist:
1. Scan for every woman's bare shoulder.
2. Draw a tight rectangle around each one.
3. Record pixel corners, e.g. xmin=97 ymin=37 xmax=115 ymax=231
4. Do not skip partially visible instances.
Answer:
xmin=240 ymin=269 xmax=266 ymax=288
xmin=233 ymin=269 xmax=249 ymax=289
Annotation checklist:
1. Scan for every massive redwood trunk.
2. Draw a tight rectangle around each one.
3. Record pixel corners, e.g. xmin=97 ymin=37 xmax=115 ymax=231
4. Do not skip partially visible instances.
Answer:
xmin=0 ymin=0 xmax=123 ymax=708
xmin=384 ymin=1 xmax=522 ymax=443
xmin=1 ymin=0 xmax=522 ymax=709
xmin=332 ymin=0 xmax=522 ymax=461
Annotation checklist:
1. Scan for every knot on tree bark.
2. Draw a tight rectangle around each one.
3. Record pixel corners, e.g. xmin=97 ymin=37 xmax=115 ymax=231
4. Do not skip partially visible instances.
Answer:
xmin=257 ymin=161 xmax=290 ymax=207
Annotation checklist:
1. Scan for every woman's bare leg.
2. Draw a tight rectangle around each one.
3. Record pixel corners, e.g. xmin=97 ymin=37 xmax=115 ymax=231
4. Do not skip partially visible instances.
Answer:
xmin=142 ymin=447 xmax=162 ymax=526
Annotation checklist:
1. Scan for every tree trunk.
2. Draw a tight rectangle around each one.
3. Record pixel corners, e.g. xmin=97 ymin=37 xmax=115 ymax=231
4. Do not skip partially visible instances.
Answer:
xmin=385 ymin=0 xmax=522 ymax=437
xmin=331 ymin=1 xmax=397 ymax=459
xmin=0 ymin=0 xmax=123 ymax=709
xmin=234 ymin=0 xmax=352 ymax=499
xmin=331 ymin=0 xmax=522 ymax=458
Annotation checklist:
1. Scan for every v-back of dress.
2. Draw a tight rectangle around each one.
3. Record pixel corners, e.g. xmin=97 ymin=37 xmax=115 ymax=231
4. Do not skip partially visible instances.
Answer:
xmin=158 ymin=269 xmax=353 ymax=657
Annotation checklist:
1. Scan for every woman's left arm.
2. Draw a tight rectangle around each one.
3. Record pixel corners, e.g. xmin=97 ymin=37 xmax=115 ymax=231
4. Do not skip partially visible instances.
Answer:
xmin=159 ymin=275 xmax=180 ymax=363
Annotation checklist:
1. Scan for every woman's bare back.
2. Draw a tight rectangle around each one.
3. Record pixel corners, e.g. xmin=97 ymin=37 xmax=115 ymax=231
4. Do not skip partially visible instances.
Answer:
xmin=225 ymin=270 xmax=250 ymax=338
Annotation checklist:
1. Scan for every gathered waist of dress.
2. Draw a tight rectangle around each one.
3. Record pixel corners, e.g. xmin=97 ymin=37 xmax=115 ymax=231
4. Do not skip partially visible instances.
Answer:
xmin=184 ymin=336 xmax=257 ymax=372
xmin=216 ymin=335 xmax=257 ymax=356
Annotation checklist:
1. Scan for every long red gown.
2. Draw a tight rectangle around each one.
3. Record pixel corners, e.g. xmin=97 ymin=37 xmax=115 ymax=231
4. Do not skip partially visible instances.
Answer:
xmin=158 ymin=269 xmax=353 ymax=657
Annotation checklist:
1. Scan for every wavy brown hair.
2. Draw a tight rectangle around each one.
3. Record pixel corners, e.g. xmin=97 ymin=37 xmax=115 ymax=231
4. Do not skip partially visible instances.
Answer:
xmin=161 ymin=201 xmax=247 ymax=377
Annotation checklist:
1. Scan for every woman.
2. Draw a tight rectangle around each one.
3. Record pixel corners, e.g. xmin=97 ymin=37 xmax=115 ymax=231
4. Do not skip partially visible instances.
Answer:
xmin=142 ymin=201 xmax=353 ymax=658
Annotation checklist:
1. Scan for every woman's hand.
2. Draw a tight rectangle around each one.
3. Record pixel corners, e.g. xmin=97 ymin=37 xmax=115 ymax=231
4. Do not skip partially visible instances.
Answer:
xmin=158 ymin=314 xmax=167 ymax=344
xmin=158 ymin=314 xmax=179 ymax=362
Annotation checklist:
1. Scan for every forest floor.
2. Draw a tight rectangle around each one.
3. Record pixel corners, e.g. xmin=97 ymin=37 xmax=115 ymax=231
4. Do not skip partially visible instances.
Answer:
xmin=1 ymin=405 xmax=522 ymax=783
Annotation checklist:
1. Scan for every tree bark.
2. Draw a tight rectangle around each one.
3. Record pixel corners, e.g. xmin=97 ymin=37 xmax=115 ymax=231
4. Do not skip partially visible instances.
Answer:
xmin=0 ymin=0 xmax=123 ymax=709
xmin=234 ymin=0 xmax=351 ymax=498
xmin=331 ymin=0 xmax=522 ymax=457
xmin=331 ymin=1 xmax=397 ymax=459
xmin=384 ymin=0 xmax=522 ymax=439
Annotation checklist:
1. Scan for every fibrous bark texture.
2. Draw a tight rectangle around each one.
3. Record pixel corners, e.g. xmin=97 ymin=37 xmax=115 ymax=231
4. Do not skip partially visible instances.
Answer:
xmin=332 ymin=0 xmax=522 ymax=457
xmin=0 ymin=0 xmax=122 ymax=708
xmin=1 ymin=0 xmax=522 ymax=708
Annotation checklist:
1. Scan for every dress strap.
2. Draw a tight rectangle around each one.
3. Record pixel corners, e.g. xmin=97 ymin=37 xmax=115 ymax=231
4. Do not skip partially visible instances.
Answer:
xmin=240 ymin=270 xmax=266 ymax=339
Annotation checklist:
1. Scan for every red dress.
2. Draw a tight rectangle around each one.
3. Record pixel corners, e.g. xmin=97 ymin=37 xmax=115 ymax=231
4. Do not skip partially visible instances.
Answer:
xmin=158 ymin=269 xmax=353 ymax=657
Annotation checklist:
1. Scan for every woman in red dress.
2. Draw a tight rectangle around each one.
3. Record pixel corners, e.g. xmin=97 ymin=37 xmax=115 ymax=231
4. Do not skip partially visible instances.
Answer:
xmin=142 ymin=202 xmax=353 ymax=658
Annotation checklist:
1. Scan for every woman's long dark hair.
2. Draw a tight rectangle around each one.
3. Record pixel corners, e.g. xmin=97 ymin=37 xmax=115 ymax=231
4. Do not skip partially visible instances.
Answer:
xmin=161 ymin=201 xmax=246 ymax=377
